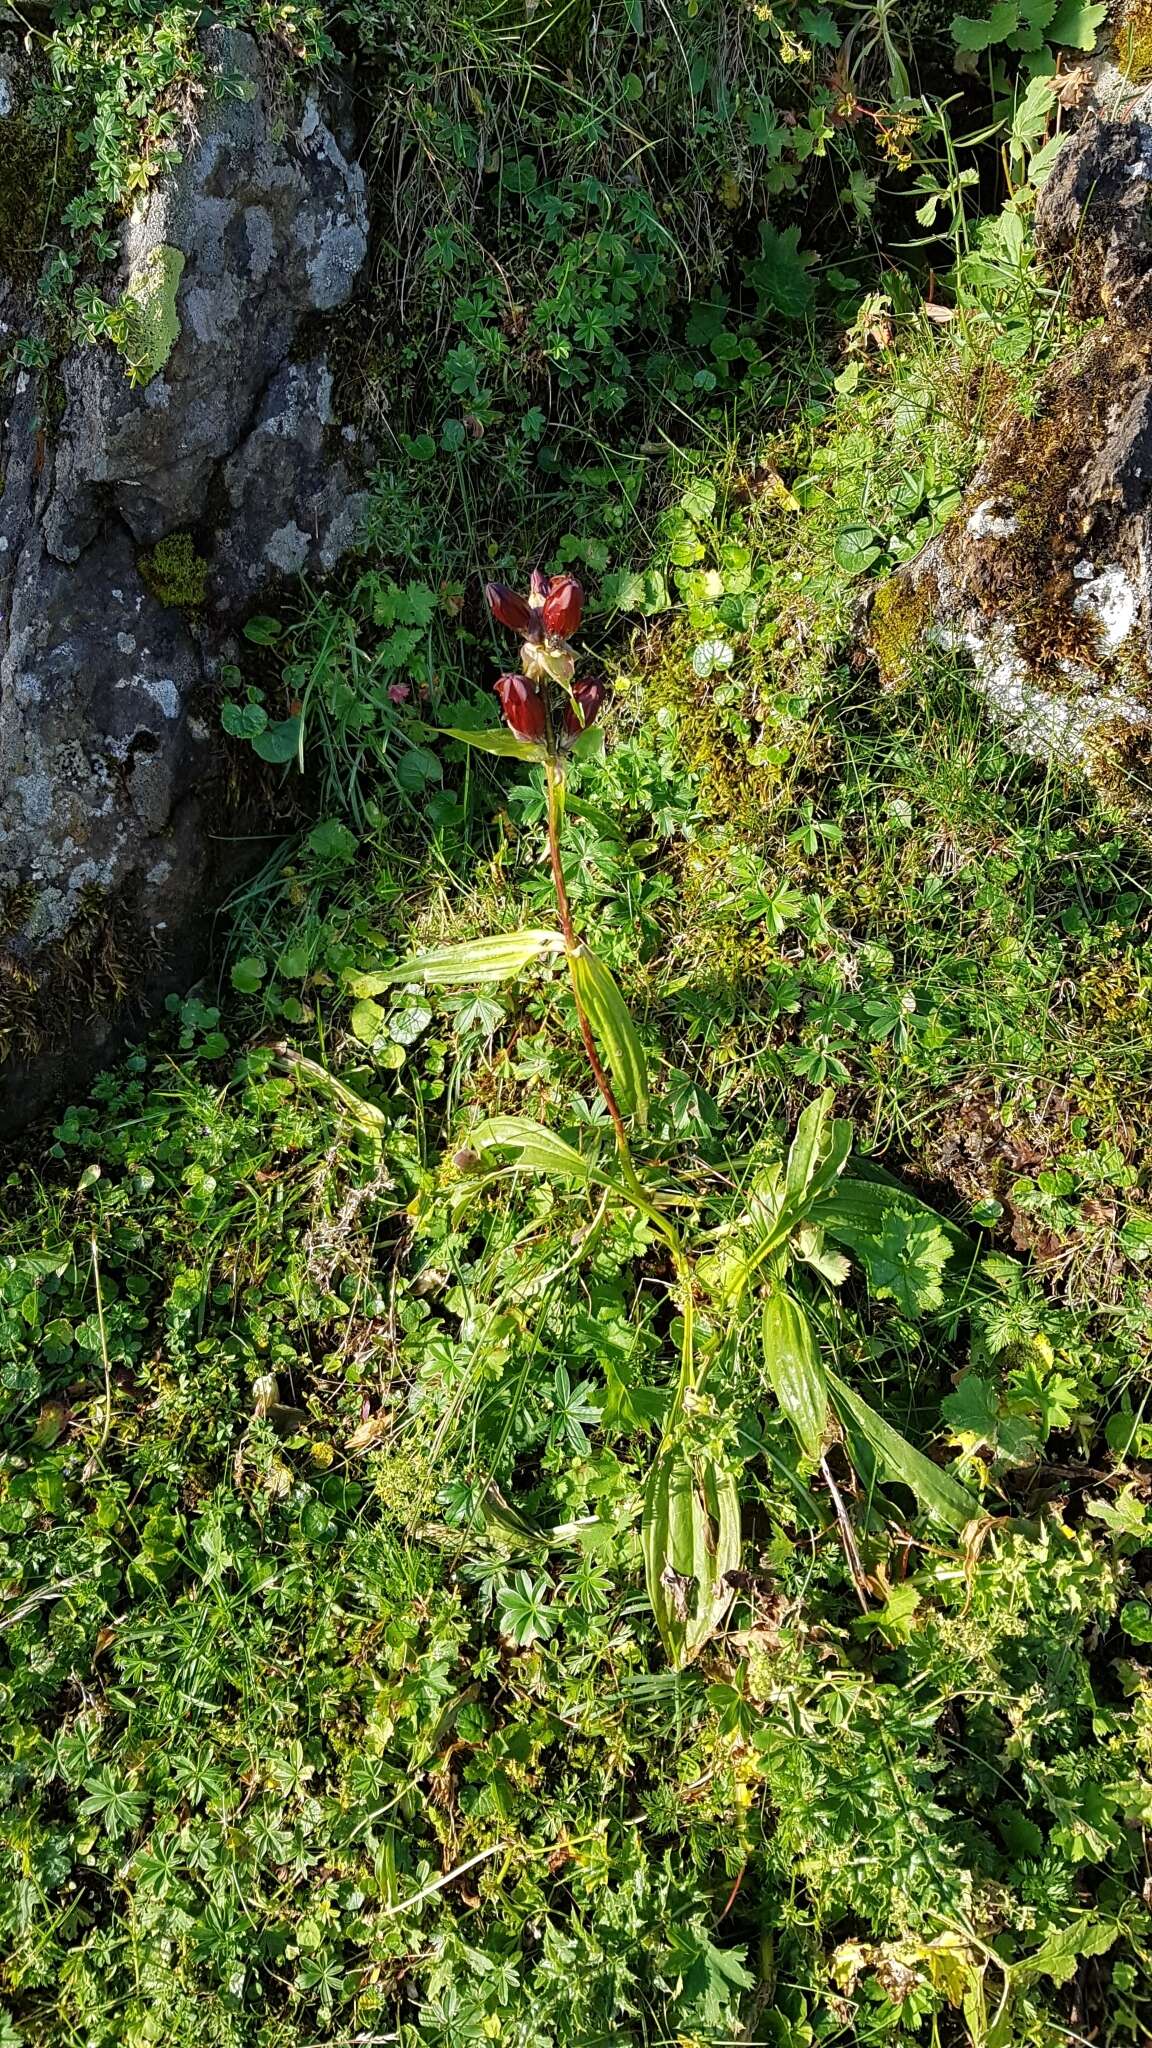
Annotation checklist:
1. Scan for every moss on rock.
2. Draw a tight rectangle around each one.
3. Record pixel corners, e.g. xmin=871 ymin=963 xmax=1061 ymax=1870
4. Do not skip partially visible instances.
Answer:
xmin=869 ymin=569 xmax=939 ymax=686
xmin=118 ymin=242 xmax=186 ymax=386
xmin=1116 ymin=0 xmax=1152 ymax=79
xmin=938 ymin=332 xmax=1152 ymax=688
xmin=0 ymin=888 xmax=140 ymax=1067
xmin=138 ymin=531 xmax=209 ymax=612
xmin=1082 ymin=715 xmax=1152 ymax=833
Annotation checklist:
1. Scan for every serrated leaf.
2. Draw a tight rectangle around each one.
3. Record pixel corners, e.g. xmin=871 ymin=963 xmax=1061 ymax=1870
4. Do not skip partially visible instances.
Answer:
xmin=747 ymin=222 xmax=816 ymax=319
xmin=230 ymin=955 xmax=265 ymax=995
xmin=854 ymin=1209 xmax=953 ymax=1316
xmin=799 ymin=5 xmax=843 ymax=44
xmin=940 ymin=1373 xmax=1001 ymax=1448
xmin=438 ymin=726 xmax=546 ymax=762
xmin=500 ymin=154 xmax=537 ymax=194
xmin=570 ymin=946 xmax=649 ymax=1125
xmin=762 ymin=1287 xmax=828 ymax=1461
xmin=828 ymin=1370 xmax=978 ymax=1532
xmin=942 ymin=1374 xmax=1040 ymax=1466
xmin=598 ymin=567 xmax=671 ymax=616
xmin=642 ymin=1447 xmax=740 ymax=1667
xmin=951 ymin=1 xmax=1018 ymax=47
xmin=1019 ymin=1913 xmax=1120 ymax=1986
xmin=1046 ymin=0 xmax=1105 ymax=42
xmin=813 ymin=1170 xmax=980 ymax=1279
xmin=346 ymin=930 xmax=563 ymax=994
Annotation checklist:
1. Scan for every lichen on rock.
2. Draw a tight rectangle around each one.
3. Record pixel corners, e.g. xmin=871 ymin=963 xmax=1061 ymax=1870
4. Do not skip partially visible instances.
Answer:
xmin=118 ymin=242 xmax=186 ymax=386
xmin=0 ymin=25 xmax=371 ymax=1123
xmin=866 ymin=112 xmax=1152 ymax=810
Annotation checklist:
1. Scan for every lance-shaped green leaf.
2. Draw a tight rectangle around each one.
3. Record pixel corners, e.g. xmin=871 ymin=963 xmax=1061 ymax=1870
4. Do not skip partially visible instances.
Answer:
xmin=642 ymin=1446 xmax=740 ymax=1668
xmin=762 ymin=1286 xmax=828 ymax=1462
xmin=347 ymin=930 xmax=563 ymax=995
xmin=468 ymin=1115 xmax=599 ymax=1185
xmin=569 ymin=945 xmax=649 ymax=1125
xmin=782 ymin=1088 xmax=852 ymax=1218
xmin=439 ymin=725 xmax=546 ymax=763
xmin=827 ymin=1369 xmax=978 ymax=1533
xmin=720 ymin=1095 xmax=854 ymax=1303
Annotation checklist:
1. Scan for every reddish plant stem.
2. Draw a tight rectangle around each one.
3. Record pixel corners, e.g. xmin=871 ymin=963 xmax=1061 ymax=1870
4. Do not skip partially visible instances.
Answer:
xmin=544 ymin=759 xmax=633 ymax=1164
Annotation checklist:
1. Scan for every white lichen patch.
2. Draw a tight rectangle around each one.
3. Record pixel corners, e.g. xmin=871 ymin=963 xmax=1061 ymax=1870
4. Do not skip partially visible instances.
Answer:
xmin=939 ymin=613 xmax=1149 ymax=763
xmin=966 ymin=498 xmax=1019 ymax=541
xmin=135 ymin=675 xmax=181 ymax=720
xmin=1071 ymin=561 xmax=1137 ymax=655
xmin=264 ymin=522 xmax=311 ymax=574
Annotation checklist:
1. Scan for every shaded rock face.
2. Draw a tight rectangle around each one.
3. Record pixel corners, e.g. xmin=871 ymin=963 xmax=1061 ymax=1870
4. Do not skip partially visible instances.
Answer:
xmin=868 ymin=112 xmax=1152 ymax=792
xmin=0 ymin=29 xmax=369 ymax=1120
xmin=1035 ymin=111 xmax=1152 ymax=329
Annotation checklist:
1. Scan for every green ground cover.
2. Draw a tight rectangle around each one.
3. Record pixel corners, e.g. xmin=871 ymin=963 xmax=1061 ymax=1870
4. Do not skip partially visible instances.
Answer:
xmin=4 ymin=1 xmax=1152 ymax=2043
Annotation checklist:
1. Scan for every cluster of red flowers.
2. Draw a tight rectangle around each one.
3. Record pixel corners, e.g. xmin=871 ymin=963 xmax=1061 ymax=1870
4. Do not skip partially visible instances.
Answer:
xmin=484 ymin=570 xmax=605 ymax=747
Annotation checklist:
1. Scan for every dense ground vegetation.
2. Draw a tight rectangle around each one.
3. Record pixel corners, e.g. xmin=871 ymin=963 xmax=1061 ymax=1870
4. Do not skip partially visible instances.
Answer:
xmin=4 ymin=1 xmax=1152 ymax=2043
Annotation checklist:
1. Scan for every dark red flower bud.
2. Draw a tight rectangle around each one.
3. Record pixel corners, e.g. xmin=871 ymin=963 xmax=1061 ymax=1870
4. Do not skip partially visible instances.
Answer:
xmin=495 ymin=672 xmax=547 ymax=743
xmin=485 ymin=581 xmax=534 ymax=635
xmin=563 ymin=677 xmax=605 ymax=735
xmin=543 ymin=574 xmax=583 ymax=641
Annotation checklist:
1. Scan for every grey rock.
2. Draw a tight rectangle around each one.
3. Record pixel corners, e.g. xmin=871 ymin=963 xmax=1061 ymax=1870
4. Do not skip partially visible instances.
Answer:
xmin=869 ymin=116 xmax=1152 ymax=791
xmin=1035 ymin=113 xmax=1152 ymax=330
xmin=49 ymin=27 xmax=368 ymax=548
xmin=0 ymin=30 xmax=370 ymax=1111
xmin=212 ymin=359 xmax=373 ymax=609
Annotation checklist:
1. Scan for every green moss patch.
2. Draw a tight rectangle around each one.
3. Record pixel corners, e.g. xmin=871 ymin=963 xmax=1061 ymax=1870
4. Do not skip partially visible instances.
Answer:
xmin=117 ymin=241 xmax=185 ymax=386
xmin=138 ymin=531 xmax=210 ymax=612
xmin=1116 ymin=0 xmax=1152 ymax=78
xmin=868 ymin=567 xmax=940 ymax=685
